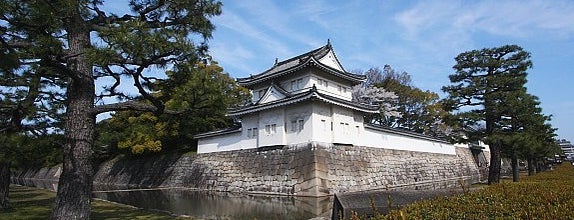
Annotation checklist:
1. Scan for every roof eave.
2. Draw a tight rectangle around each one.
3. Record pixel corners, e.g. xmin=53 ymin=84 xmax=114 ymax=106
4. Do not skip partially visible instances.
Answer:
xmin=237 ymin=57 xmax=365 ymax=87
xmin=228 ymin=89 xmax=379 ymax=117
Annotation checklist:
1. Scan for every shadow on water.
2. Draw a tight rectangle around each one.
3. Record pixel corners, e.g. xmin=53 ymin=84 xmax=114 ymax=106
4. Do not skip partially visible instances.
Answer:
xmin=13 ymin=179 xmax=332 ymax=220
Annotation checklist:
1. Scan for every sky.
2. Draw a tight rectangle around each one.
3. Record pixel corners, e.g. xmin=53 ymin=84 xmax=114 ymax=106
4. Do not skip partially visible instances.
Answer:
xmin=206 ymin=0 xmax=574 ymax=142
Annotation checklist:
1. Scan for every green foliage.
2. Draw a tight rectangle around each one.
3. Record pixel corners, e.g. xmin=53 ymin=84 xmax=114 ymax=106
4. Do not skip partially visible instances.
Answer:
xmin=2 ymin=0 xmax=224 ymax=217
xmin=442 ymin=45 xmax=540 ymax=183
xmin=491 ymin=90 xmax=559 ymax=163
xmin=442 ymin=45 xmax=532 ymax=141
xmin=0 ymin=133 xmax=62 ymax=169
xmin=377 ymin=163 xmax=574 ymax=219
xmin=95 ymin=60 xmax=250 ymax=155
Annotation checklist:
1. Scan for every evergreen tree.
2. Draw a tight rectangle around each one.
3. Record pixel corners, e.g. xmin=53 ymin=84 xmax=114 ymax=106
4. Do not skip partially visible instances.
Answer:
xmin=0 ymin=1 xmax=222 ymax=218
xmin=442 ymin=45 xmax=532 ymax=184
xmin=491 ymin=90 xmax=557 ymax=181
xmin=96 ymin=59 xmax=250 ymax=155
xmin=0 ymin=51 xmax=65 ymax=210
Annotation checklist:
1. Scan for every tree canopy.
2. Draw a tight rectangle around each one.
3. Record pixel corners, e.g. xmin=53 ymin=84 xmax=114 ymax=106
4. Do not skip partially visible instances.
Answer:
xmin=441 ymin=45 xmax=556 ymax=184
xmin=0 ymin=0 xmax=223 ymax=218
xmin=96 ymin=59 xmax=249 ymax=155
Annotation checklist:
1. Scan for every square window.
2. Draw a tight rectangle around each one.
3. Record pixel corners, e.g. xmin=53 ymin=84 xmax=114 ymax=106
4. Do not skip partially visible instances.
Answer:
xmin=291 ymin=120 xmax=297 ymax=132
xmin=291 ymin=119 xmax=304 ymax=132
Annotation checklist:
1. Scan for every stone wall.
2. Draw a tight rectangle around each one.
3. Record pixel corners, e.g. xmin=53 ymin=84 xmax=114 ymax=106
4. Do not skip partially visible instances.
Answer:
xmin=13 ymin=166 xmax=61 ymax=181
xmin=92 ymin=142 xmax=487 ymax=197
xmin=324 ymin=144 xmax=485 ymax=194
xmin=16 ymin=142 xmax=489 ymax=197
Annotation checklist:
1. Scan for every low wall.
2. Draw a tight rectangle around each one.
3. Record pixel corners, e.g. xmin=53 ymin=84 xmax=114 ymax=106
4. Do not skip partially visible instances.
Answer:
xmin=14 ymin=143 xmax=489 ymax=197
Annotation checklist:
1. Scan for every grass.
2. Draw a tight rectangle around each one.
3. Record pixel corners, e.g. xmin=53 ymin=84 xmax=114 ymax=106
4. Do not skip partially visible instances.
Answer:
xmin=1 ymin=185 xmax=193 ymax=220
xmin=375 ymin=162 xmax=574 ymax=219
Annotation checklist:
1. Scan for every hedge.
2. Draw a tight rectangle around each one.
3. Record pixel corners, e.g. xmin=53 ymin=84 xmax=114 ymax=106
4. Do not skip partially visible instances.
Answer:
xmin=376 ymin=162 xmax=574 ymax=219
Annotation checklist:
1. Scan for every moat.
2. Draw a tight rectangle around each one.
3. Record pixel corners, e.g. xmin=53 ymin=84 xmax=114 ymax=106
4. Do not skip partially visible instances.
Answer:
xmin=14 ymin=179 xmax=332 ymax=220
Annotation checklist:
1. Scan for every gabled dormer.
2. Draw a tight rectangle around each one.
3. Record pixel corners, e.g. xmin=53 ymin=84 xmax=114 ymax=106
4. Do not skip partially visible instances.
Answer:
xmin=255 ymin=83 xmax=290 ymax=104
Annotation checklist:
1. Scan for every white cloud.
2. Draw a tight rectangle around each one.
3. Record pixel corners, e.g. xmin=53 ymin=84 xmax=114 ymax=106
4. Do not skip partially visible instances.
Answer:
xmin=395 ymin=0 xmax=574 ymax=39
xmin=209 ymin=42 xmax=255 ymax=75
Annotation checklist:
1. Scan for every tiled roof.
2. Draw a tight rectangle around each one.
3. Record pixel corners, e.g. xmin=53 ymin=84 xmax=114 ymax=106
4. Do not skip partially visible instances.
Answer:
xmin=236 ymin=42 xmax=365 ymax=87
xmin=228 ymin=86 xmax=379 ymax=117
xmin=364 ymin=124 xmax=450 ymax=144
xmin=193 ymin=125 xmax=242 ymax=139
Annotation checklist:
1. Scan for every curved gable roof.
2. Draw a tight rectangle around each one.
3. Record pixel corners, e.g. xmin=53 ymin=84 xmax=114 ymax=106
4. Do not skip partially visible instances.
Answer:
xmin=237 ymin=42 xmax=365 ymax=87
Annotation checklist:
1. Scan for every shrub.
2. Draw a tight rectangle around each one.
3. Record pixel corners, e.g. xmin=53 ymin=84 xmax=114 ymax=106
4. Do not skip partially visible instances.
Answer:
xmin=377 ymin=163 xmax=574 ymax=219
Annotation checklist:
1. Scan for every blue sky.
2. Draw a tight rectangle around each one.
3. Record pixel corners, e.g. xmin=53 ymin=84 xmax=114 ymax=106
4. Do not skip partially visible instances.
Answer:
xmin=206 ymin=0 xmax=574 ymax=142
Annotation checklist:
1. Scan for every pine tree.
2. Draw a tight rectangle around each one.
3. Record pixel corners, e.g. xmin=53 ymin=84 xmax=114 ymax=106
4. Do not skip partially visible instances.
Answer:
xmin=442 ymin=45 xmax=532 ymax=184
xmin=491 ymin=90 xmax=557 ymax=181
xmin=0 ymin=1 xmax=222 ymax=218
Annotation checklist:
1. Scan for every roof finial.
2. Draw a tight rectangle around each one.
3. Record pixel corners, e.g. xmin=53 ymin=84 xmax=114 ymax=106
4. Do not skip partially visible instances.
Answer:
xmin=327 ymin=38 xmax=331 ymax=45
xmin=274 ymin=58 xmax=278 ymax=65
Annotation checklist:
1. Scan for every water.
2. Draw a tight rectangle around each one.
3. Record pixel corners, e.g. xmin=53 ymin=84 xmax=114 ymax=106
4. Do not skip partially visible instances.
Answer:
xmin=13 ymin=179 xmax=332 ymax=220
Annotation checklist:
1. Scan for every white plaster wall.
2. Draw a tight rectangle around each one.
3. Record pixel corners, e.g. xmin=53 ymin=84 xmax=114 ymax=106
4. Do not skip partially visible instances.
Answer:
xmin=278 ymin=73 xmax=311 ymax=95
xmin=352 ymin=112 xmax=365 ymax=145
xmin=359 ymin=127 xmax=457 ymax=155
xmin=197 ymin=131 xmax=256 ymax=153
xmin=309 ymin=73 xmax=352 ymax=101
xmin=311 ymin=103 xmax=333 ymax=143
xmin=241 ymin=114 xmax=259 ymax=147
xmin=271 ymin=70 xmax=353 ymax=101
xmin=284 ymin=104 xmax=313 ymax=145
xmin=258 ymin=108 xmax=286 ymax=146
xmin=332 ymin=106 xmax=356 ymax=144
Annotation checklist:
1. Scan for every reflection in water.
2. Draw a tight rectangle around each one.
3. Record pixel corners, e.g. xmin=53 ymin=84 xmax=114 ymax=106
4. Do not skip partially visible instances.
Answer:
xmin=94 ymin=189 xmax=332 ymax=220
xmin=14 ymin=179 xmax=332 ymax=220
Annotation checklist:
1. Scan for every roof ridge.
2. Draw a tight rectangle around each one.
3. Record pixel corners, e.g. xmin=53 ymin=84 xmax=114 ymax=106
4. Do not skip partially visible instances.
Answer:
xmin=237 ymin=41 xmax=366 ymax=87
xmin=241 ymin=43 xmax=330 ymax=80
xmin=276 ymin=43 xmax=330 ymax=66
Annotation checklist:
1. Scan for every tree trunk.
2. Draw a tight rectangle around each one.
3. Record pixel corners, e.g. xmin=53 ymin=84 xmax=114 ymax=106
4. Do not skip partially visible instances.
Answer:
xmin=511 ymin=151 xmax=519 ymax=182
xmin=484 ymin=89 xmax=501 ymax=185
xmin=527 ymin=157 xmax=536 ymax=176
xmin=0 ymin=162 xmax=10 ymax=211
xmin=50 ymin=3 xmax=95 ymax=219
xmin=488 ymin=143 xmax=501 ymax=184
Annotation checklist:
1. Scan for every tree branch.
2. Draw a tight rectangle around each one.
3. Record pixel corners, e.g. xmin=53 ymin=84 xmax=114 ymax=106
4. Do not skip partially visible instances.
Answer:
xmin=92 ymin=100 xmax=181 ymax=115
